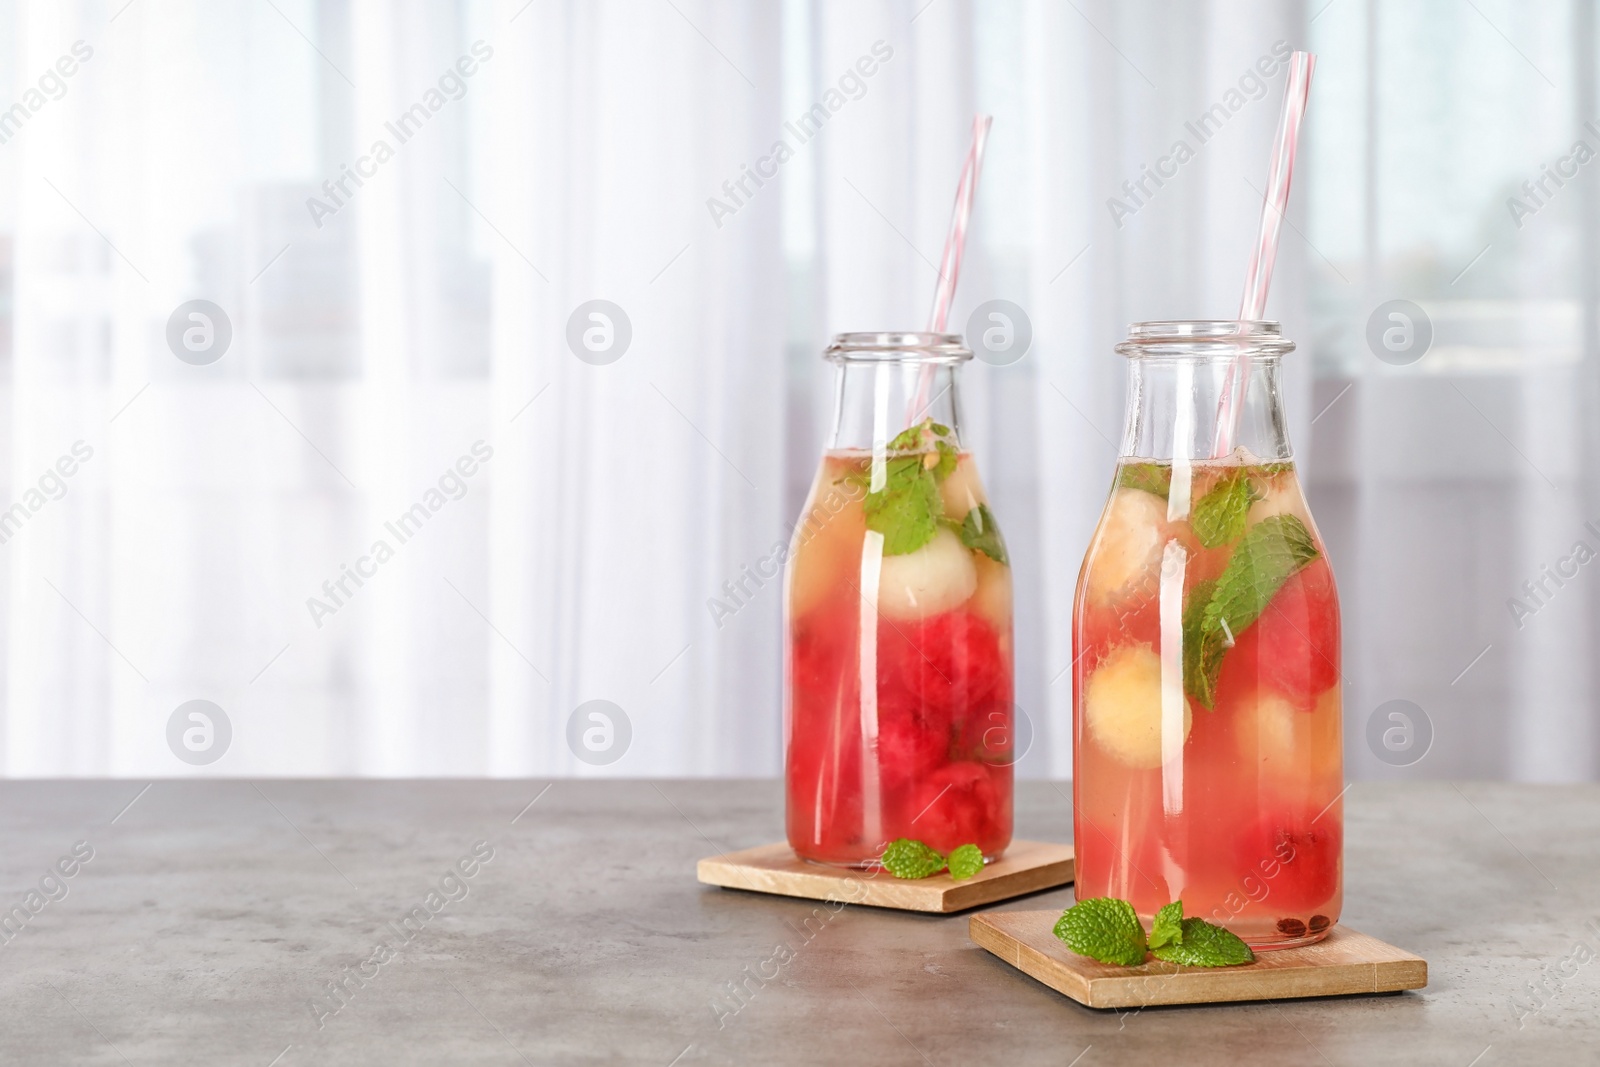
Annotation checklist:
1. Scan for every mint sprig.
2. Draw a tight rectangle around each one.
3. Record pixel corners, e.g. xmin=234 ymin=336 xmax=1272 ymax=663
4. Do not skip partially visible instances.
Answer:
xmin=854 ymin=420 xmax=962 ymax=557
xmin=880 ymin=838 xmax=986 ymax=880
xmin=1053 ymin=898 xmax=1255 ymax=968
xmin=881 ymin=838 xmax=945 ymax=879
xmin=946 ymin=843 xmax=985 ymax=881
xmin=862 ymin=457 xmax=943 ymax=555
xmin=1053 ymin=898 xmax=1147 ymax=966
xmin=1183 ymin=514 xmax=1320 ymax=709
xmin=957 ymin=503 xmax=1008 ymax=565
xmin=1151 ymin=917 xmax=1255 ymax=967
xmin=1191 ymin=470 xmax=1261 ymax=548
xmin=1148 ymin=901 xmax=1184 ymax=951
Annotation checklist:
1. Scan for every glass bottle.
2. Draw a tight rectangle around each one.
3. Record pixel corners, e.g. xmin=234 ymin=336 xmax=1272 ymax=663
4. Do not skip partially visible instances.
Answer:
xmin=1072 ymin=321 xmax=1342 ymax=947
xmin=785 ymin=332 xmax=1014 ymax=868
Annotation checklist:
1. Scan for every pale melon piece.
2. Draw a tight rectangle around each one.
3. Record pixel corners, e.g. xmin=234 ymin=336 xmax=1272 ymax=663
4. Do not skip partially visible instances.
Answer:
xmin=970 ymin=552 xmax=1012 ymax=632
xmin=787 ymin=492 xmax=866 ymax=619
xmin=875 ymin=527 xmax=978 ymax=621
xmin=1086 ymin=488 xmax=1167 ymax=605
xmin=940 ymin=454 xmax=987 ymax=519
xmin=1247 ymin=478 xmax=1314 ymax=530
xmin=1083 ymin=643 xmax=1190 ymax=769
xmin=1234 ymin=682 xmax=1343 ymax=805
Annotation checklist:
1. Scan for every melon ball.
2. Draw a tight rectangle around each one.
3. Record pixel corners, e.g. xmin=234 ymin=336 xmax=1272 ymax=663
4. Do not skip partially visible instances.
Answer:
xmin=940 ymin=455 xmax=987 ymax=519
xmin=875 ymin=527 xmax=978 ymax=621
xmin=1085 ymin=488 xmax=1167 ymax=606
xmin=1082 ymin=643 xmax=1190 ymax=769
xmin=1233 ymin=683 xmax=1343 ymax=806
xmin=970 ymin=552 xmax=1012 ymax=633
xmin=1247 ymin=478 xmax=1313 ymax=530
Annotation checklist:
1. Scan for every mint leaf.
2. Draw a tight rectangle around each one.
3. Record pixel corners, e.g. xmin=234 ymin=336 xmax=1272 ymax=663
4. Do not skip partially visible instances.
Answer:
xmin=1053 ymin=898 xmax=1147 ymax=966
xmin=1191 ymin=471 xmax=1261 ymax=548
xmin=862 ymin=458 xmax=942 ymax=556
xmin=946 ymin=843 xmax=984 ymax=881
xmin=862 ymin=421 xmax=965 ymax=554
xmin=1203 ymin=513 xmax=1319 ymax=641
xmin=1148 ymin=900 xmax=1184 ymax=951
xmin=887 ymin=422 xmax=928 ymax=452
xmin=1184 ymin=515 xmax=1319 ymax=709
xmin=881 ymin=838 xmax=945 ymax=879
xmin=1181 ymin=578 xmax=1222 ymax=709
xmin=958 ymin=504 xmax=1008 ymax=565
xmin=1117 ymin=462 xmax=1171 ymax=500
xmin=1150 ymin=917 xmax=1255 ymax=967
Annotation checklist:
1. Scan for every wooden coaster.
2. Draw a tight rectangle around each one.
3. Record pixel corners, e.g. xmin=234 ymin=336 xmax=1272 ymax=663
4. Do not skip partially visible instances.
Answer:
xmin=697 ymin=841 xmax=1074 ymax=914
xmin=971 ymin=910 xmax=1426 ymax=1008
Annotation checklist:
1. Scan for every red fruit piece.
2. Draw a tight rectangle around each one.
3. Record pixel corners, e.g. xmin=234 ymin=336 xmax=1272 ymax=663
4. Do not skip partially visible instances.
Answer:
xmin=877 ymin=610 xmax=1004 ymax=723
xmin=898 ymin=761 xmax=1003 ymax=854
xmin=953 ymin=700 xmax=1017 ymax=765
xmin=1233 ymin=807 xmax=1341 ymax=912
xmin=875 ymin=699 xmax=951 ymax=788
xmin=1250 ymin=557 xmax=1339 ymax=708
xmin=789 ymin=612 xmax=856 ymax=697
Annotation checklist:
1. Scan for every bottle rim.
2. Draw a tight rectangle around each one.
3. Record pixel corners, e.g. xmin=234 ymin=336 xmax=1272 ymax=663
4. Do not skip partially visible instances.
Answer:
xmin=825 ymin=332 xmax=972 ymax=364
xmin=1116 ymin=319 xmax=1296 ymax=359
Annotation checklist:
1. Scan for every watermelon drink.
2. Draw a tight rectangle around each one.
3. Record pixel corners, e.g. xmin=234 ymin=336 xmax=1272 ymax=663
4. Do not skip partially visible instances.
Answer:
xmin=1073 ymin=321 xmax=1343 ymax=947
xmin=785 ymin=333 xmax=1013 ymax=868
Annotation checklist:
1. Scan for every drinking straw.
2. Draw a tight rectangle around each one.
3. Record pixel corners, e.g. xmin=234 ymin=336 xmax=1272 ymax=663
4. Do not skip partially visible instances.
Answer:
xmin=905 ymin=114 xmax=993 ymax=426
xmin=1212 ymin=51 xmax=1316 ymax=458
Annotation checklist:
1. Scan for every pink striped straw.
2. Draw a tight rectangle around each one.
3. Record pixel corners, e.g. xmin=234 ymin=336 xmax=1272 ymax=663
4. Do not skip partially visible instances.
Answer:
xmin=906 ymin=114 xmax=992 ymax=425
xmin=1213 ymin=51 xmax=1315 ymax=458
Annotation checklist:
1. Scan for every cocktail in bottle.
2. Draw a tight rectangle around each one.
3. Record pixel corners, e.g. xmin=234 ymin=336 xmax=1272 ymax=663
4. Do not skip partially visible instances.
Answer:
xmin=1073 ymin=321 xmax=1342 ymax=946
xmin=785 ymin=333 xmax=1014 ymax=868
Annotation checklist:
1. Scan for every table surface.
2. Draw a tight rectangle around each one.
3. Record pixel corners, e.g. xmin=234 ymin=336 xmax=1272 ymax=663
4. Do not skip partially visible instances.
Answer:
xmin=0 ymin=779 xmax=1595 ymax=1065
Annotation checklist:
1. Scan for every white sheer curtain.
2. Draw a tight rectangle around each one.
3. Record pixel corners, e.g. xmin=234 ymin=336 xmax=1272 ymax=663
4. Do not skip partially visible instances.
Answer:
xmin=0 ymin=0 xmax=1595 ymax=781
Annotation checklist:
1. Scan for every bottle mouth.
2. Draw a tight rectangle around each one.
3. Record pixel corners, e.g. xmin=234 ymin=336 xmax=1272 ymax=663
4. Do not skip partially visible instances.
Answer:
xmin=825 ymin=332 xmax=972 ymax=364
xmin=1117 ymin=320 xmax=1295 ymax=359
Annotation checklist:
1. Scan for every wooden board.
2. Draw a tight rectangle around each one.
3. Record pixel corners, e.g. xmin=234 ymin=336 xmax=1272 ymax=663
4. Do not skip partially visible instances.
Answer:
xmin=697 ymin=841 xmax=1074 ymax=914
xmin=971 ymin=910 xmax=1426 ymax=1008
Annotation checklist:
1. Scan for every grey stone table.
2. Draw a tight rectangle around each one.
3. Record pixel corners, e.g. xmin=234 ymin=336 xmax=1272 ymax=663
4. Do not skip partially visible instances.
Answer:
xmin=0 ymin=780 xmax=1596 ymax=1065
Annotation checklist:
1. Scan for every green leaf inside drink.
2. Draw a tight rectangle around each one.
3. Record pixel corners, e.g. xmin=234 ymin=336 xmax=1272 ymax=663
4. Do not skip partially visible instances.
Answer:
xmin=1183 ymin=514 xmax=1320 ymax=710
xmin=1117 ymin=462 xmax=1172 ymax=499
xmin=1191 ymin=470 xmax=1262 ymax=548
xmin=958 ymin=503 xmax=1008 ymax=565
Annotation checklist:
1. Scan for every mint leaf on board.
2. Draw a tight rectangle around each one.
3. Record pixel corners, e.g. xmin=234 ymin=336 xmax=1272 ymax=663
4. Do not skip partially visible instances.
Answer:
xmin=958 ymin=504 xmax=1008 ymax=565
xmin=1185 ymin=515 xmax=1320 ymax=709
xmin=862 ymin=457 xmax=942 ymax=556
xmin=1148 ymin=900 xmax=1184 ymax=951
xmin=1053 ymin=898 xmax=1148 ymax=966
xmin=946 ymin=843 xmax=984 ymax=881
xmin=881 ymin=838 xmax=945 ymax=879
xmin=1191 ymin=470 xmax=1262 ymax=549
xmin=1150 ymin=917 xmax=1255 ymax=967
xmin=1117 ymin=462 xmax=1172 ymax=500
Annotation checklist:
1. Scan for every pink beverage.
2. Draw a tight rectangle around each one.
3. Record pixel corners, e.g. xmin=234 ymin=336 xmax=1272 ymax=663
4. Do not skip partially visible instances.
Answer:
xmin=1073 ymin=322 xmax=1342 ymax=947
xmin=785 ymin=333 xmax=1014 ymax=867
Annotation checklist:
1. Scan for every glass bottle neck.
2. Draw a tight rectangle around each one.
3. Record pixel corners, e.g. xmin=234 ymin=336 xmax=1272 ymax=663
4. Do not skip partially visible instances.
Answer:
xmin=829 ymin=361 xmax=964 ymax=451
xmin=1122 ymin=357 xmax=1291 ymax=462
